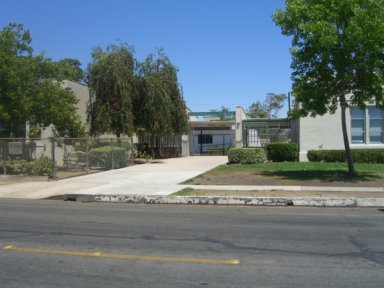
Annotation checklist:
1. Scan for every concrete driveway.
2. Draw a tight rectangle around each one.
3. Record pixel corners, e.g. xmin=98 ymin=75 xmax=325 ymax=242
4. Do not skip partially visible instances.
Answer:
xmin=0 ymin=156 xmax=227 ymax=199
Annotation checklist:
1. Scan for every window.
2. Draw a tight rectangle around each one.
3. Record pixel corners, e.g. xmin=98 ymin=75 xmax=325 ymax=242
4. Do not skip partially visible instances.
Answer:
xmin=198 ymin=134 xmax=212 ymax=144
xmin=350 ymin=107 xmax=365 ymax=143
xmin=369 ymin=108 xmax=384 ymax=143
xmin=350 ymin=107 xmax=384 ymax=144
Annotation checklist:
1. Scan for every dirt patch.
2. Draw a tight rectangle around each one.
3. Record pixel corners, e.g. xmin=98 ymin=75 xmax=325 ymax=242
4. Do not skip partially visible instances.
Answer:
xmin=185 ymin=171 xmax=384 ymax=187
xmin=177 ymin=189 xmax=384 ymax=198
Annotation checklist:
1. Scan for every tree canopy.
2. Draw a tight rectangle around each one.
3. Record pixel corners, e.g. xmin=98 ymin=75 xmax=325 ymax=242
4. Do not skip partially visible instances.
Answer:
xmin=87 ymin=46 xmax=189 ymax=138
xmin=86 ymin=43 xmax=137 ymax=137
xmin=274 ymin=0 xmax=384 ymax=176
xmin=135 ymin=49 xmax=188 ymax=135
xmin=248 ymin=93 xmax=287 ymax=118
xmin=0 ymin=23 xmax=85 ymax=137
xmin=209 ymin=106 xmax=234 ymax=120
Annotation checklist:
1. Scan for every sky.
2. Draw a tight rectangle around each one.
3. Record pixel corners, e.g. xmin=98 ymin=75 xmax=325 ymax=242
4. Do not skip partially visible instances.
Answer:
xmin=1 ymin=0 xmax=292 ymax=115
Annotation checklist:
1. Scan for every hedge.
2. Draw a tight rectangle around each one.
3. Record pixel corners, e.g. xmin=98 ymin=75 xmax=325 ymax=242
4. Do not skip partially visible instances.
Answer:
xmin=0 ymin=156 xmax=51 ymax=176
xmin=228 ymin=148 xmax=266 ymax=164
xmin=266 ymin=142 xmax=298 ymax=162
xmin=307 ymin=149 xmax=384 ymax=163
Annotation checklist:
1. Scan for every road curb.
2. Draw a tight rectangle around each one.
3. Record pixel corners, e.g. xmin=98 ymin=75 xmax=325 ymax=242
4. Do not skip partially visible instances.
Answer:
xmin=62 ymin=194 xmax=384 ymax=207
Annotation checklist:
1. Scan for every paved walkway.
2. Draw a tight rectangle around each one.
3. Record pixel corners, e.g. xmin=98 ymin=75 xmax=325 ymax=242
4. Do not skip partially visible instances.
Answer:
xmin=0 ymin=156 xmax=228 ymax=199
xmin=1 ymin=156 xmax=384 ymax=207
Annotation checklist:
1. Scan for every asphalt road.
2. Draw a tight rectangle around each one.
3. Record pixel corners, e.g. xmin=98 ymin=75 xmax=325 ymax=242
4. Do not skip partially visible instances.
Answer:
xmin=0 ymin=199 xmax=383 ymax=288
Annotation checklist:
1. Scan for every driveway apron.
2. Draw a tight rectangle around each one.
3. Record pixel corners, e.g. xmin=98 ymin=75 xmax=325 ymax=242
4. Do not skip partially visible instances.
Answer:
xmin=0 ymin=156 xmax=228 ymax=199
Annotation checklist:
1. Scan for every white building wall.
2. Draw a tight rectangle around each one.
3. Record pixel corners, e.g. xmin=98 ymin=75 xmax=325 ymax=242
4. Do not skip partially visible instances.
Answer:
xmin=298 ymin=109 xmax=347 ymax=161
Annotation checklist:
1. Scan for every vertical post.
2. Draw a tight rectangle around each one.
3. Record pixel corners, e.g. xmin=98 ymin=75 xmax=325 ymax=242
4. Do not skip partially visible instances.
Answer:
xmin=50 ymin=137 xmax=57 ymax=180
xmin=222 ymin=134 xmax=225 ymax=155
xmin=200 ymin=130 xmax=203 ymax=156
xmin=85 ymin=138 xmax=89 ymax=173
xmin=111 ymin=138 xmax=115 ymax=169
xmin=288 ymin=92 xmax=291 ymax=113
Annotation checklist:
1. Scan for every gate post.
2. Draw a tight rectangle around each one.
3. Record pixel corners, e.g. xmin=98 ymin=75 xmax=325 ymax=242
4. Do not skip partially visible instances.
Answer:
xmin=200 ymin=130 xmax=203 ymax=156
xmin=50 ymin=137 xmax=57 ymax=180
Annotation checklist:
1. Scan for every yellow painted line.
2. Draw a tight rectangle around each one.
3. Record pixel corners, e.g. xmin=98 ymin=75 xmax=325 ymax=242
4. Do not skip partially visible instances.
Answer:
xmin=1 ymin=245 xmax=239 ymax=265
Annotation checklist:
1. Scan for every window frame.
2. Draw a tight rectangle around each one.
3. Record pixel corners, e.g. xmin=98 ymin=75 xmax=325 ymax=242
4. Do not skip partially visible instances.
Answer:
xmin=350 ymin=107 xmax=366 ymax=144
xmin=350 ymin=106 xmax=384 ymax=145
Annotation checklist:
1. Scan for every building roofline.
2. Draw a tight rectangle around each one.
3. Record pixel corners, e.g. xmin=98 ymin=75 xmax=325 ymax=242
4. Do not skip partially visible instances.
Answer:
xmin=242 ymin=118 xmax=290 ymax=123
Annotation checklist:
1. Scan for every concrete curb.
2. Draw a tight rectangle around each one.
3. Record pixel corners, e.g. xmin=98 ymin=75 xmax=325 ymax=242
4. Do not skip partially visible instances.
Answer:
xmin=63 ymin=194 xmax=384 ymax=207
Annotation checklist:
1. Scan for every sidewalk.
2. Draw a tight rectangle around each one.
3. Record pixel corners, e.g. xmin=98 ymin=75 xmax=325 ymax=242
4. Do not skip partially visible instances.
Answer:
xmin=0 ymin=156 xmax=228 ymax=199
xmin=1 ymin=156 xmax=383 ymax=207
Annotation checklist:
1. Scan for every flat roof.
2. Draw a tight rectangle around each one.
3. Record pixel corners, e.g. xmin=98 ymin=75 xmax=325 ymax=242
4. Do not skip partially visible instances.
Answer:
xmin=242 ymin=118 xmax=290 ymax=123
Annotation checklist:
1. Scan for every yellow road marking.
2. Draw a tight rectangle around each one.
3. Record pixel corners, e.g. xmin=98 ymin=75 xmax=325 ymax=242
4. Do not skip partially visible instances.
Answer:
xmin=2 ymin=245 xmax=239 ymax=265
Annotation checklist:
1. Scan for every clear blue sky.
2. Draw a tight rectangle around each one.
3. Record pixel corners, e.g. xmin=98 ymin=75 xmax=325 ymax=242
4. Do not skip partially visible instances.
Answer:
xmin=1 ymin=0 xmax=292 ymax=115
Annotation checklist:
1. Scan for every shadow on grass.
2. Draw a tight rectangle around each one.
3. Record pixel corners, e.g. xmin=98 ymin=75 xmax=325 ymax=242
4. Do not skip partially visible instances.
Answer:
xmin=260 ymin=170 xmax=381 ymax=182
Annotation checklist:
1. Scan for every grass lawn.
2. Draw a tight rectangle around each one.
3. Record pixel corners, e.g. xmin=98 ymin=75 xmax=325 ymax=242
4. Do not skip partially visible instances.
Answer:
xmin=183 ymin=162 xmax=384 ymax=187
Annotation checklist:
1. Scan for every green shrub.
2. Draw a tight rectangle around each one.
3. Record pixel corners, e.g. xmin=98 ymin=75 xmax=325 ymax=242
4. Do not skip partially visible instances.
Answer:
xmin=228 ymin=148 xmax=266 ymax=164
xmin=89 ymin=146 xmax=128 ymax=169
xmin=266 ymin=142 xmax=298 ymax=162
xmin=5 ymin=160 xmax=29 ymax=174
xmin=307 ymin=149 xmax=384 ymax=163
xmin=307 ymin=150 xmax=345 ymax=162
xmin=2 ymin=157 xmax=51 ymax=176
xmin=352 ymin=149 xmax=384 ymax=163
xmin=28 ymin=156 xmax=52 ymax=175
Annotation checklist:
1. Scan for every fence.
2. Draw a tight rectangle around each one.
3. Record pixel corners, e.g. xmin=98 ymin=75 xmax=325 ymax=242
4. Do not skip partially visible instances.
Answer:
xmin=136 ymin=134 xmax=182 ymax=158
xmin=190 ymin=132 xmax=235 ymax=155
xmin=0 ymin=137 xmax=134 ymax=179
xmin=242 ymin=121 xmax=293 ymax=148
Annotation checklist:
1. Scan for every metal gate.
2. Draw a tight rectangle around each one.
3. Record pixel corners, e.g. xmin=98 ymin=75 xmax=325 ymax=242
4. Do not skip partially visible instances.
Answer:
xmin=191 ymin=132 xmax=234 ymax=155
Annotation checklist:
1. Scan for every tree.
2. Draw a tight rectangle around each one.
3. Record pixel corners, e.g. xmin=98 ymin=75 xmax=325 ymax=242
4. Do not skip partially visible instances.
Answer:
xmin=209 ymin=106 xmax=234 ymax=120
xmin=273 ymin=0 xmax=384 ymax=176
xmin=248 ymin=93 xmax=287 ymax=118
xmin=86 ymin=43 xmax=137 ymax=138
xmin=135 ymin=49 xmax=189 ymax=135
xmin=0 ymin=23 xmax=85 ymax=138
xmin=56 ymin=58 xmax=84 ymax=82
xmin=248 ymin=101 xmax=269 ymax=118
xmin=265 ymin=93 xmax=287 ymax=117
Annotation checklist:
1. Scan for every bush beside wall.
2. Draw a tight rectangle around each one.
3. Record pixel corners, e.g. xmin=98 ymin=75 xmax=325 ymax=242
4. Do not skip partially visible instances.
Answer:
xmin=266 ymin=143 xmax=298 ymax=162
xmin=228 ymin=148 xmax=266 ymax=164
xmin=307 ymin=149 xmax=384 ymax=163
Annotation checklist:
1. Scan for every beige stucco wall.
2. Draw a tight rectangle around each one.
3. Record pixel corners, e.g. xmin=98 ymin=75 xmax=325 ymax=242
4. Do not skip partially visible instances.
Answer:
xmin=298 ymin=105 xmax=384 ymax=161
xmin=298 ymin=109 xmax=347 ymax=161
xmin=33 ymin=80 xmax=89 ymax=139
xmin=62 ymin=80 xmax=89 ymax=125
xmin=235 ymin=106 xmax=247 ymax=147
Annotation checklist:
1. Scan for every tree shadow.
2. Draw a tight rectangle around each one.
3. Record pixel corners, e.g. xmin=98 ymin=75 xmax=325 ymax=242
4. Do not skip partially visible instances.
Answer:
xmin=260 ymin=170 xmax=381 ymax=183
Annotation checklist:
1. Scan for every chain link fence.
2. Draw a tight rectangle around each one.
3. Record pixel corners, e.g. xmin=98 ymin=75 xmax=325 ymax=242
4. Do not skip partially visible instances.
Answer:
xmin=0 ymin=137 xmax=134 ymax=179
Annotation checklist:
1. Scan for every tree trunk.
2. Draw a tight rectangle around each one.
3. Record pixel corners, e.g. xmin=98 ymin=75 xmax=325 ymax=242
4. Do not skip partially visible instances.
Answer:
xmin=151 ymin=134 xmax=155 ymax=158
xmin=116 ymin=132 xmax=121 ymax=147
xmin=340 ymin=94 xmax=357 ymax=177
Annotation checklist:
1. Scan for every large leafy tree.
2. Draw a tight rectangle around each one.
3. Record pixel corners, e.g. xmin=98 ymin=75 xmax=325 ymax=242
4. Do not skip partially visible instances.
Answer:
xmin=0 ymin=23 xmax=85 ymax=137
xmin=86 ymin=43 xmax=137 ymax=137
xmin=56 ymin=58 xmax=84 ymax=82
xmin=135 ymin=49 xmax=189 ymax=136
xmin=274 ymin=0 xmax=384 ymax=176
